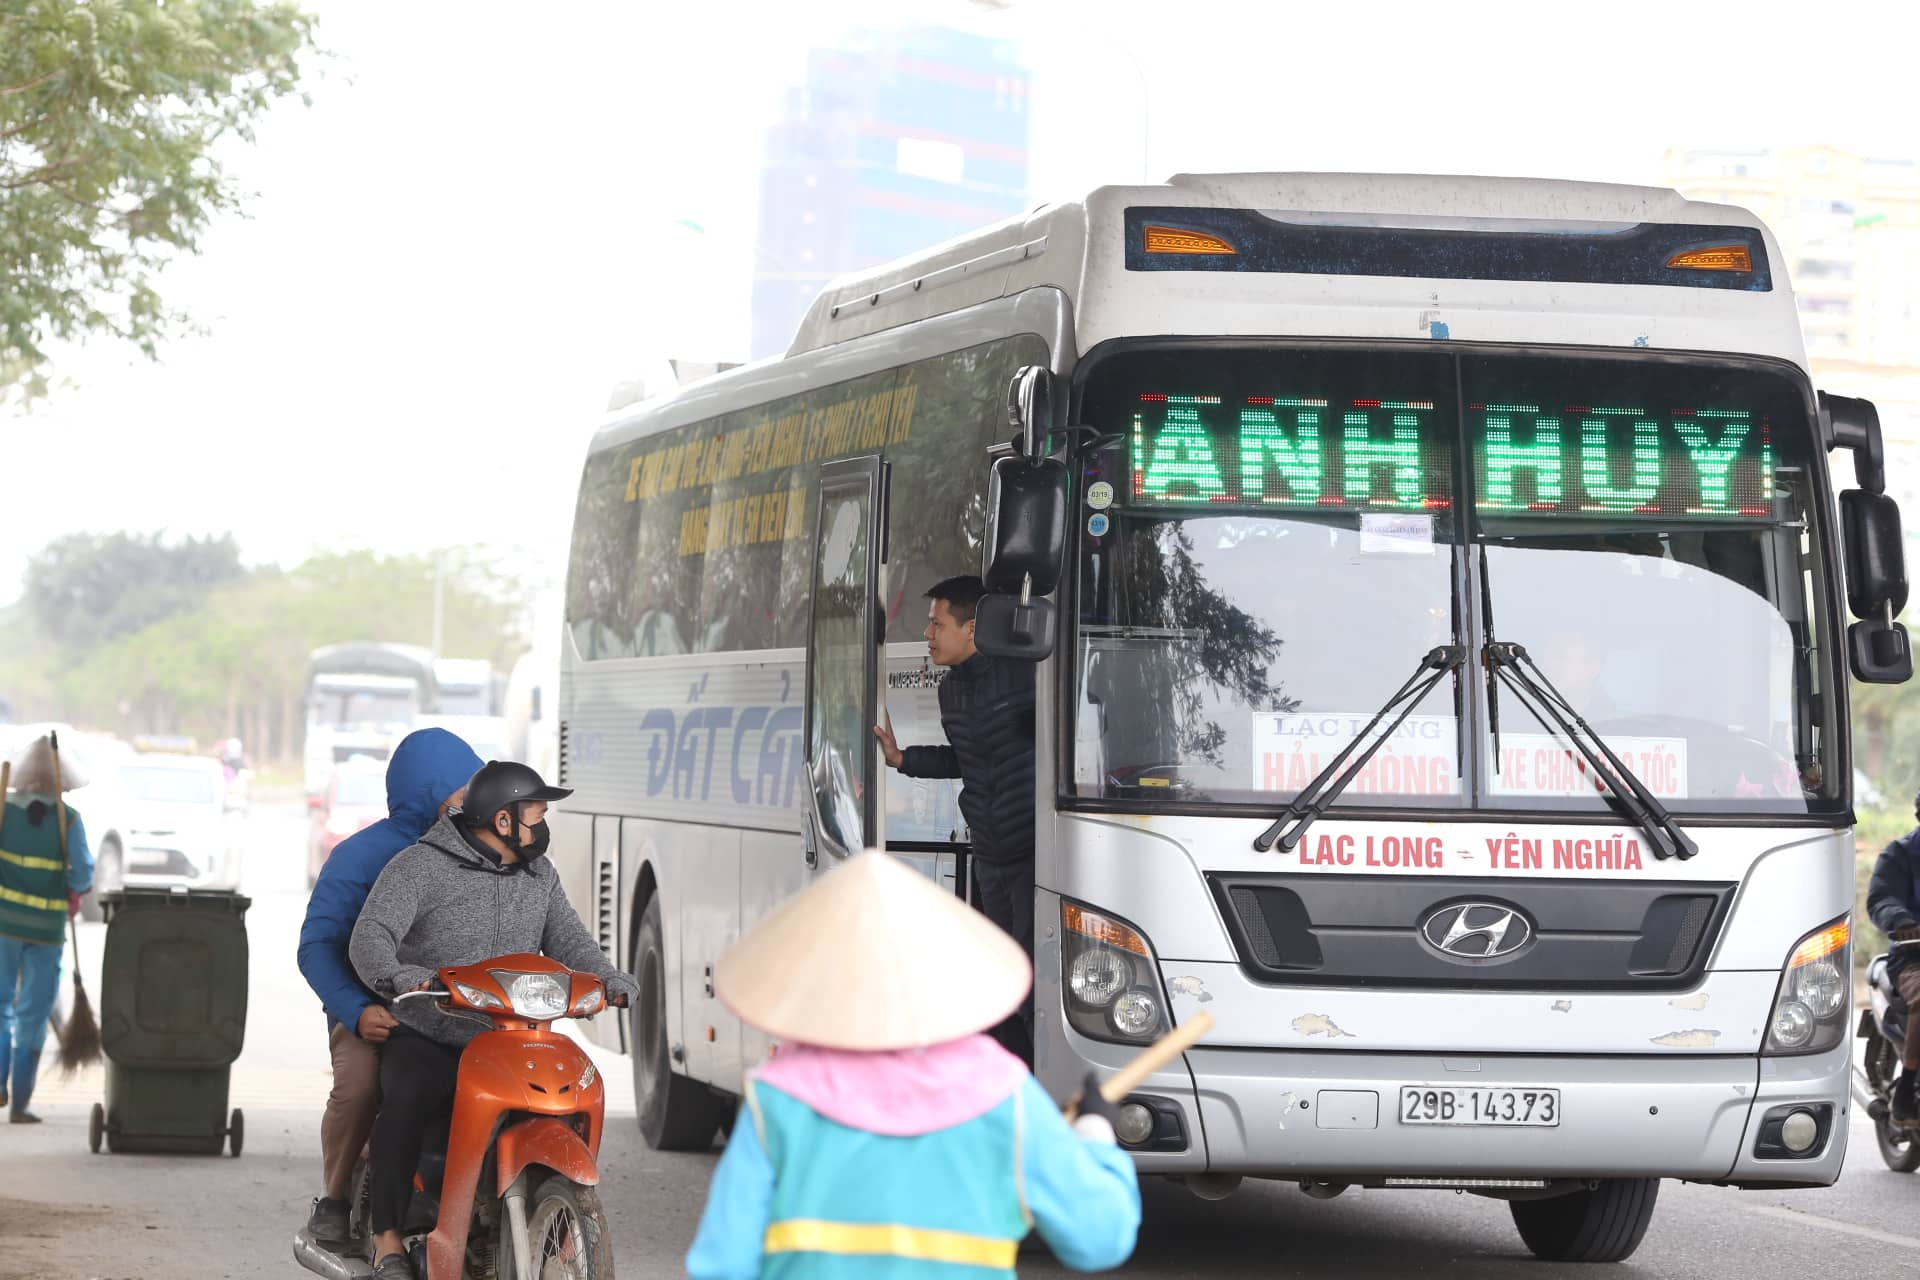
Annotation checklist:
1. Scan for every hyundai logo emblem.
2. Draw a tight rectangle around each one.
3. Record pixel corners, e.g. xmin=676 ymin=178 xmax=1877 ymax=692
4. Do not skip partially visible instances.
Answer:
xmin=1421 ymin=902 xmax=1533 ymax=959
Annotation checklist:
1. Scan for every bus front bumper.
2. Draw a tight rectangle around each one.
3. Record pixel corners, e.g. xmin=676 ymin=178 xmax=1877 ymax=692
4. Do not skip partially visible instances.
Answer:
xmin=1062 ymin=1040 xmax=1849 ymax=1187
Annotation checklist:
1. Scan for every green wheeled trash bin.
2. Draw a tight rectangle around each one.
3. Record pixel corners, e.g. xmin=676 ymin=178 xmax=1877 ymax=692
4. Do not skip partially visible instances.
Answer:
xmin=91 ymin=886 xmax=250 ymax=1156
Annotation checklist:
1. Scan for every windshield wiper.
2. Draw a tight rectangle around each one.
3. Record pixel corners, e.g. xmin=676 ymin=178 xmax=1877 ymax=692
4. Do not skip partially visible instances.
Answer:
xmin=1483 ymin=642 xmax=1697 ymax=861
xmin=1478 ymin=544 xmax=1504 ymax=772
xmin=1253 ymin=645 xmax=1467 ymax=853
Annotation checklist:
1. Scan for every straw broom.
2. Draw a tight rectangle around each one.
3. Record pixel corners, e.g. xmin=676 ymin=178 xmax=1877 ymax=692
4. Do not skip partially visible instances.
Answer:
xmin=49 ymin=733 xmax=102 ymax=1073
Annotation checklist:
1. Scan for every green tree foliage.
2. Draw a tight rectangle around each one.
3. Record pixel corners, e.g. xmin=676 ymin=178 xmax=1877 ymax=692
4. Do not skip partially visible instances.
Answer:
xmin=1 ymin=0 xmax=317 ymax=398
xmin=24 ymin=530 xmax=244 ymax=650
xmin=5 ymin=537 xmax=530 ymax=761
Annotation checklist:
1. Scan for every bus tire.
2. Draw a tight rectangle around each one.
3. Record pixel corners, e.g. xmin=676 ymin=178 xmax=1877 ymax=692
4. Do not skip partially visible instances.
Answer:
xmin=632 ymin=895 xmax=724 ymax=1151
xmin=1509 ymin=1178 xmax=1659 ymax=1263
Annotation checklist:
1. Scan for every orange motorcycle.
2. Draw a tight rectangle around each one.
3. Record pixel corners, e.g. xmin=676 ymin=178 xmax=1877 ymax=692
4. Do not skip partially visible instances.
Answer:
xmin=294 ymin=953 xmax=614 ymax=1280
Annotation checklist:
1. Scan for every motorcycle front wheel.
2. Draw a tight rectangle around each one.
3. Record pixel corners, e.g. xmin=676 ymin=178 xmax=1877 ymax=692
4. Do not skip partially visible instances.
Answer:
xmin=495 ymin=1174 xmax=614 ymax=1280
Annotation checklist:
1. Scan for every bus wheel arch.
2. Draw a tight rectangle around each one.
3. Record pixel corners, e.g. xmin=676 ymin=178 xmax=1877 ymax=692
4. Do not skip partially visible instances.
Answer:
xmin=630 ymin=869 xmax=726 ymax=1152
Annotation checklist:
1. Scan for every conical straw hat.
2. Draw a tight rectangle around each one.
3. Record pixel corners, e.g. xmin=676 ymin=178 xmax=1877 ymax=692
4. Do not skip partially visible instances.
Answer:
xmin=716 ymin=850 xmax=1031 ymax=1052
xmin=7 ymin=734 xmax=90 ymax=793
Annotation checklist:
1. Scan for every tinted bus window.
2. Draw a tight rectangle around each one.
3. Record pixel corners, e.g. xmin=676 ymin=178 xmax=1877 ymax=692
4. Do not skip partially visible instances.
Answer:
xmin=567 ymin=333 xmax=1049 ymax=657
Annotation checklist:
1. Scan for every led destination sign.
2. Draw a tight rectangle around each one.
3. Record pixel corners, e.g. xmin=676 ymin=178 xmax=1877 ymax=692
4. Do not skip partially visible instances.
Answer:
xmin=1129 ymin=392 xmax=1774 ymax=518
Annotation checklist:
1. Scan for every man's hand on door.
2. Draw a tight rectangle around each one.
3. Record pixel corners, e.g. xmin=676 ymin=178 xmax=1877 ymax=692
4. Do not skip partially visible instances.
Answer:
xmin=873 ymin=713 xmax=903 ymax=769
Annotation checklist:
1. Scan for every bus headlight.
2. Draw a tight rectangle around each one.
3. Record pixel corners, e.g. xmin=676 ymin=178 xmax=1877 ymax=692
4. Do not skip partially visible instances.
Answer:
xmin=1062 ymin=902 xmax=1168 ymax=1045
xmin=1069 ymin=949 xmax=1130 ymax=1008
xmin=1763 ymin=916 xmax=1849 ymax=1056
xmin=1109 ymin=988 xmax=1162 ymax=1039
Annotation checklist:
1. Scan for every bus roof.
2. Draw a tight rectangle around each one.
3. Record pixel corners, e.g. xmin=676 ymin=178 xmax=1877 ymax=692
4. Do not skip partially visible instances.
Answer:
xmin=781 ymin=172 xmax=1803 ymax=371
xmin=308 ymin=642 xmax=434 ymax=683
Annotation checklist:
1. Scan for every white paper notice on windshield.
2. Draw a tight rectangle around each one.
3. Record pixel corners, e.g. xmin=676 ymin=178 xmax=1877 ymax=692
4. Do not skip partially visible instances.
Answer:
xmin=1252 ymin=712 xmax=1461 ymax=797
xmin=1489 ymin=735 xmax=1689 ymax=800
xmin=1359 ymin=512 xmax=1434 ymax=555
xmin=1251 ymin=715 xmax=1689 ymax=800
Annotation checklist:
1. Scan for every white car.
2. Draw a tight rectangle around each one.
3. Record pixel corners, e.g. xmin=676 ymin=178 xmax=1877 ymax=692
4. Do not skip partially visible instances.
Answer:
xmin=107 ymin=754 xmax=242 ymax=893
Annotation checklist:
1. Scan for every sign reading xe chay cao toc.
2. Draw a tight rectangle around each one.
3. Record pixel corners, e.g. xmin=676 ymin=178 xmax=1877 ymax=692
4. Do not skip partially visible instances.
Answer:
xmin=1252 ymin=713 xmax=1689 ymax=800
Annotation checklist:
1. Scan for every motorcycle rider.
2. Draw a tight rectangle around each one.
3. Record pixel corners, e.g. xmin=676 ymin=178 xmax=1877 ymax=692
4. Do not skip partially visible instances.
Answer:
xmin=294 ymin=727 xmax=482 ymax=1250
xmin=1866 ymin=790 xmax=1920 ymax=1125
xmin=349 ymin=760 xmax=639 ymax=1280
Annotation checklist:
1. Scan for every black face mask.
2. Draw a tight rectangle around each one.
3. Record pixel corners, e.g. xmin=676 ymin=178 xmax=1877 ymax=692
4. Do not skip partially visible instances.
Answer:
xmin=499 ymin=817 xmax=551 ymax=862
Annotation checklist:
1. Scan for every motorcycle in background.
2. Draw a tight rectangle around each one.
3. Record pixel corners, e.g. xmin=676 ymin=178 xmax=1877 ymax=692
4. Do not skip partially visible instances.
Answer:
xmin=1855 ymin=933 xmax=1920 ymax=1172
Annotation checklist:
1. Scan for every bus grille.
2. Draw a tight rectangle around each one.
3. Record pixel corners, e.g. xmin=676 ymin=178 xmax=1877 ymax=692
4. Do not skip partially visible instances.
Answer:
xmin=1210 ymin=873 xmax=1735 ymax=991
xmin=557 ymin=720 xmax=569 ymax=787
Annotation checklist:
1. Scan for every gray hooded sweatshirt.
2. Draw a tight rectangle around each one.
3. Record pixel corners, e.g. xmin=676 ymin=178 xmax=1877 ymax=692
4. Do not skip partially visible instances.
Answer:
xmin=349 ymin=814 xmax=640 ymax=1046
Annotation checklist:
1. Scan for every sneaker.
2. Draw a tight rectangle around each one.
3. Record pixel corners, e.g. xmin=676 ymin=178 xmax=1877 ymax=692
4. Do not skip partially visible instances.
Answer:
xmin=371 ymin=1253 xmax=414 ymax=1280
xmin=307 ymin=1196 xmax=352 ymax=1250
xmin=7 ymin=1112 xmax=41 ymax=1125
xmin=0 ymin=1086 xmax=8 ymax=1108
xmin=1892 ymin=1072 xmax=1918 ymax=1127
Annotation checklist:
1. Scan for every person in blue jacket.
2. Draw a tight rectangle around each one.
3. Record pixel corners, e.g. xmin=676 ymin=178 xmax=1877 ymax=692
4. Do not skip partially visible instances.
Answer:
xmin=687 ymin=850 xmax=1142 ymax=1278
xmin=295 ymin=728 xmax=481 ymax=1249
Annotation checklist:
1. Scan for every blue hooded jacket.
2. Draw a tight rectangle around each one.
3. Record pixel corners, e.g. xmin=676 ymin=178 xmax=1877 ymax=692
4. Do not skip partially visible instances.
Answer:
xmin=296 ymin=728 xmax=484 ymax=1033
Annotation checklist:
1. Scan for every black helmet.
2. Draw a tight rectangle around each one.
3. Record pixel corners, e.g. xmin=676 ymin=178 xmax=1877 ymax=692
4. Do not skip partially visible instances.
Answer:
xmin=460 ymin=761 xmax=571 ymax=828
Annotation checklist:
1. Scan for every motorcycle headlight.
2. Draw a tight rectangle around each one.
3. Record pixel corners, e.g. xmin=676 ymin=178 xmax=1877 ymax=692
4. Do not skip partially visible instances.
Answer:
xmin=1763 ymin=917 xmax=1850 ymax=1056
xmin=490 ymin=971 xmax=568 ymax=1020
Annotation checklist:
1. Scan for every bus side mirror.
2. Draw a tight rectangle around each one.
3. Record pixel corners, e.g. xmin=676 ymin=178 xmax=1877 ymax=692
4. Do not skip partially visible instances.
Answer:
xmin=1850 ymin=620 xmax=1912 ymax=684
xmin=1822 ymin=391 xmax=1886 ymax=495
xmin=979 ymin=366 xmax=1069 ymax=661
xmin=1006 ymin=365 xmax=1056 ymax=462
xmin=1841 ymin=489 xmax=1912 ymax=683
xmin=983 ymin=455 xmax=1068 ymax=596
xmin=974 ymin=593 xmax=1057 ymax=660
xmin=977 ymin=456 xmax=1068 ymax=660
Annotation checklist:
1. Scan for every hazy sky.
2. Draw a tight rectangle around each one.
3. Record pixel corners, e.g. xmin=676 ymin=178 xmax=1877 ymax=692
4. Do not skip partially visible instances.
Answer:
xmin=6 ymin=0 xmax=1914 ymax=606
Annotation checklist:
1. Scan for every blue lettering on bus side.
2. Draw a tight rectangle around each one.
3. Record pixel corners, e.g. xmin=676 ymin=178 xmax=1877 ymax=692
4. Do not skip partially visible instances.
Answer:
xmin=640 ymin=703 xmax=803 ymax=808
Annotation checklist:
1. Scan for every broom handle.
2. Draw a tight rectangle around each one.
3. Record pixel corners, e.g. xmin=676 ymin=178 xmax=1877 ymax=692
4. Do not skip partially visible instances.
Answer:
xmin=48 ymin=734 xmax=82 ymax=956
xmin=1064 ymin=1010 xmax=1214 ymax=1122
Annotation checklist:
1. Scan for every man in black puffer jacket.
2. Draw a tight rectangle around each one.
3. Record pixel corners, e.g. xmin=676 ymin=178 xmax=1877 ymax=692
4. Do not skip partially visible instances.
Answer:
xmin=875 ymin=575 xmax=1036 ymax=1055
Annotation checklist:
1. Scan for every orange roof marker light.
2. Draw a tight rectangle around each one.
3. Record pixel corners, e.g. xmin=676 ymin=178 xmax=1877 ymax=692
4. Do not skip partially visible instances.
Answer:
xmin=1666 ymin=244 xmax=1754 ymax=273
xmin=1144 ymin=224 xmax=1236 ymax=256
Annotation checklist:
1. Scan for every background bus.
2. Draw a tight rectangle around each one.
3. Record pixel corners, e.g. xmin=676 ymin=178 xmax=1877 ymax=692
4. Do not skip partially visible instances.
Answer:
xmin=553 ymin=173 xmax=1909 ymax=1263
xmin=302 ymin=642 xmax=433 ymax=797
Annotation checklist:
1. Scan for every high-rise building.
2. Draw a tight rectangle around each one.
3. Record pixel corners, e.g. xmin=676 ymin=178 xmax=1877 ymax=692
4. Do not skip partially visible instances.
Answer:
xmin=1666 ymin=145 xmax=1920 ymax=536
xmin=749 ymin=26 xmax=1031 ymax=360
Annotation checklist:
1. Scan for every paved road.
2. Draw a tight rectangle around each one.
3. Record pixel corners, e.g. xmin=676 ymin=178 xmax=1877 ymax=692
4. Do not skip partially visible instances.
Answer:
xmin=3 ymin=798 xmax=1917 ymax=1279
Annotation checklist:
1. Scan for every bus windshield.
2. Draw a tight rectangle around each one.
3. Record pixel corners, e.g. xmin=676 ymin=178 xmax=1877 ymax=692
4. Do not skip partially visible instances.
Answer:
xmin=1070 ymin=345 xmax=1841 ymax=817
xmin=310 ymin=688 xmax=416 ymax=730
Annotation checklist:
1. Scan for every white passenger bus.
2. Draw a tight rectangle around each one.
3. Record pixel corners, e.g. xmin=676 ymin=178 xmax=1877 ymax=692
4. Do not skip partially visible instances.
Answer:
xmin=553 ymin=173 xmax=1911 ymax=1262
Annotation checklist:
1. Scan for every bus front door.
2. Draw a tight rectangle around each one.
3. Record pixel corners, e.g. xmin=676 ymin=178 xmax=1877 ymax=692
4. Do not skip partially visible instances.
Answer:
xmin=801 ymin=456 xmax=888 ymax=873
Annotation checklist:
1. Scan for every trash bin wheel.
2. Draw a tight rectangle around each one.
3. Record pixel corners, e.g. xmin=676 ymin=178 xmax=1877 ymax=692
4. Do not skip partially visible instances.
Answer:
xmin=228 ymin=1108 xmax=244 ymax=1157
xmin=88 ymin=1103 xmax=104 ymax=1154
